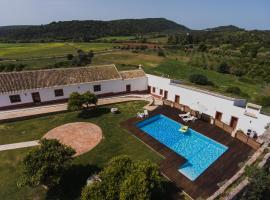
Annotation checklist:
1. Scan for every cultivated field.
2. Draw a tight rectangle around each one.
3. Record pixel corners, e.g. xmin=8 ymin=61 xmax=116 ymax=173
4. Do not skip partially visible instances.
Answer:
xmin=0 ymin=42 xmax=268 ymax=112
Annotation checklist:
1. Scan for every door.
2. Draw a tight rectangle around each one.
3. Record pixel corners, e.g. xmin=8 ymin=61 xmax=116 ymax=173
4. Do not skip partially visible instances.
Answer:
xmin=215 ymin=111 xmax=223 ymax=121
xmin=175 ymin=95 xmax=180 ymax=104
xmin=31 ymin=92 xmax=41 ymax=103
xmin=126 ymin=84 xmax=131 ymax=93
xmin=148 ymin=86 xmax=151 ymax=93
xmin=164 ymin=91 xmax=168 ymax=99
xmin=230 ymin=116 xmax=238 ymax=129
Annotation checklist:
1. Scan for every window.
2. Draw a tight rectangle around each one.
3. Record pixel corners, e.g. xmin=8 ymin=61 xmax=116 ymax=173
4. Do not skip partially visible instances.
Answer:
xmin=9 ymin=94 xmax=21 ymax=103
xmin=94 ymin=85 xmax=101 ymax=92
xmin=54 ymin=89 xmax=64 ymax=97
xmin=152 ymin=87 xmax=156 ymax=93
xmin=159 ymin=89 xmax=163 ymax=96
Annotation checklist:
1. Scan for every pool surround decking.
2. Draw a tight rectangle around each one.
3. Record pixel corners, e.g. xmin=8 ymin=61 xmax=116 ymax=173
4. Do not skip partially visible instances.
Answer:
xmin=121 ymin=105 xmax=254 ymax=199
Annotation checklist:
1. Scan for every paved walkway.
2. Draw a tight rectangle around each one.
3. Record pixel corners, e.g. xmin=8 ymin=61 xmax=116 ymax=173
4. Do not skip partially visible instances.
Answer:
xmin=0 ymin=140 xmax=39 ymax=152
xmin=0 ymin=94 xmax=157 ymax=122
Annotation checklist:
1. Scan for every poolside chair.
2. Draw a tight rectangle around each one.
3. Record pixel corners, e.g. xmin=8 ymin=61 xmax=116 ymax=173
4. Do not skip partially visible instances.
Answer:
xmin=144 ymin=110 xmax=149 ymax=117
xmin=179 ymin=112 xmax=191 ymax=119
xmin=183 ymin=116 xmax=197 ymax=123
xmin=137 ymin=112 xmax=144 ymax=119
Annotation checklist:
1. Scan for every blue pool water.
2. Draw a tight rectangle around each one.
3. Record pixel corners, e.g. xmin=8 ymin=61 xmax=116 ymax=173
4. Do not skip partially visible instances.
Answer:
xmin=136 ymin=114 xmax=228 ymax=181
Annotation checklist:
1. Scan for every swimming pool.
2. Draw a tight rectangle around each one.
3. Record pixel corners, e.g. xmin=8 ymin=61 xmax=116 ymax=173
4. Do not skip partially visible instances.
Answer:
xmin=136 ymin=114 xmax=228 ymax=181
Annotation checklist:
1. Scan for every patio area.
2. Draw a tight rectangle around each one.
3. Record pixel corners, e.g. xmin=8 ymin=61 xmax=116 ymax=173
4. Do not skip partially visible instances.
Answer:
xmin=122 ymin=105 xmax=254 ymax=199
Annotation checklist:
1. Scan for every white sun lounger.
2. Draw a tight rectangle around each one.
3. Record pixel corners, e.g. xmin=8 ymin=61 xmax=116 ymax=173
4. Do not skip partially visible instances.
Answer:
xmin=183 ymin=116 xmax=197 ymax=122
xmin=137 ymin=112 xmax=144 ymax=118
xmin=144 ymin=110 xmax=149 ymax=117
xmin=179 ymin=112 xmax=191 ymax=118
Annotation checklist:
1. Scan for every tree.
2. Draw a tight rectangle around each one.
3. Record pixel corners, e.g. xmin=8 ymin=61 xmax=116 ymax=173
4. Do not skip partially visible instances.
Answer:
xmin=18 ymin=139 xmax=75 ymax=189
xmin=67 ymin=92 xmax=83 ymax=111
xmin=82 ymin=91 xmax=98 ymax=108
xmin=81 ymin=156 xmax=164 ymax=200
xmin=241 ymin=166 xmax=270 ymax=200
xmin=68 ymin=92 xmax=98 ymax=111
xmin=120 ymin=161 xmax=163 ymax=200
xmin=198 ymin=42 xmax=207 ymax=52
xmin=67 ymin=54 xmax=74 ymax=60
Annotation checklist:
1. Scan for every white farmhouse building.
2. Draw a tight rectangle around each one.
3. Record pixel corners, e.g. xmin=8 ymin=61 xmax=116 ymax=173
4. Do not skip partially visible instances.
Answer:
xmin=0 ymin=64 xmax=147 ymax=110
xmin=0 ymin=64 xmax=269 ymax=137
xmin=147 ymin=74 xmax=270 ymax=136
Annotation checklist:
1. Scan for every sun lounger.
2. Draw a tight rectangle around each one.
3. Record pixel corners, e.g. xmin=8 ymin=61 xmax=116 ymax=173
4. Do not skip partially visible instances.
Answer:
xmin=179 ymin=112 xmax=191 ymax=119
xmin=144 ymin=110 xmax=149 ymax=117
xmin=183 ymin=116 xmax=197 ymax=122
xmin=137 ymin=112 xmax=144 ymax=118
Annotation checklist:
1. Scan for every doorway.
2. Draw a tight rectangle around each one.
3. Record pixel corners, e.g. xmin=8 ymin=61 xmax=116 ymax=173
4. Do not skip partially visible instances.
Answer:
xmin=31 ymin=92 xmax=41 ymax=103
xmin=175 ymin=95 xmax=180 ymax=104
xmin=126 ymin=84 xmax=131 ymax=93
xmin=164 ymin=91 xmax=168 ymax=99
xmin=230 ymin=116 xmax=238 ymax=129
xmin=215 ymin=111 xmax=223 ymax=121
xmin=148 ymin=86 xmax=151 ymax=93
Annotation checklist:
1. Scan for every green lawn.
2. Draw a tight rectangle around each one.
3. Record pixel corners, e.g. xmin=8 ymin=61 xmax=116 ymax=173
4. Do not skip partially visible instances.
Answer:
xmin=0 ymin=101 xmax=162 ymax=200
xmin=0 ymin=42 xmax=115 ymax=59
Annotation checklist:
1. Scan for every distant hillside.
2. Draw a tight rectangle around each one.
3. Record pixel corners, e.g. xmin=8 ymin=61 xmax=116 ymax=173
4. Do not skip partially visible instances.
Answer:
xmin=0 ymin=18 xmax=189 ymax=42
xmin=205 ymin=25 xmax=244 ymax=32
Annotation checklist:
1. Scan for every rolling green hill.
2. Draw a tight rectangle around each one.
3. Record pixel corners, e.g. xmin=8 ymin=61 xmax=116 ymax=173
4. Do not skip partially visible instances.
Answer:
xmin=0 ymin=18 xmax=189 ymax=42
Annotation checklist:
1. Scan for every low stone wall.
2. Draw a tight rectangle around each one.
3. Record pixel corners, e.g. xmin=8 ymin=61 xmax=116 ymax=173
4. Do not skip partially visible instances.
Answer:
xmin=214 ymin=120 xmax=234 ymax=134
xmin=223 ymin=151 xmax=270 ymax=200
xmin=235 ymin=131 xmax=262 ymax=150
xmin=207 ymin=142 xmax=269 ymax=200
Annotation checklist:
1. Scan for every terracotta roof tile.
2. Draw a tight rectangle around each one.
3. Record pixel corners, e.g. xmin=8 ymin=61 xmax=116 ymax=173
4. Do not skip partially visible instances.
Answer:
xmin=119 ymin=69 xmax=146 ymax=80
xmin=0 ymin=64 xmax=121 ymax=94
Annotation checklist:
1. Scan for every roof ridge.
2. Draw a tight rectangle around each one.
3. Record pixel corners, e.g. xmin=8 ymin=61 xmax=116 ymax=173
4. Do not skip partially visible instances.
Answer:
xmin=0 ymin=64 xmax=116 ymax=75
xmin=119 ymin=69 xmax=144 ymax=73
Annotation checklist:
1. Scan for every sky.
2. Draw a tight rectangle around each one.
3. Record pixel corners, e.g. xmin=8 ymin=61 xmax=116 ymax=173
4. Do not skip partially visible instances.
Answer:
xmin=0 ymin=0 xmax=269 ymax=30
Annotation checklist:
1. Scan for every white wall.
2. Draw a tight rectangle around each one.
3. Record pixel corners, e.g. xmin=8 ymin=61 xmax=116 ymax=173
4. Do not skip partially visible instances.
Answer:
xmin=0 ymin=77 xmax=148 ymax=108
xmin=147 ymin=74 xmax=270 ymax=135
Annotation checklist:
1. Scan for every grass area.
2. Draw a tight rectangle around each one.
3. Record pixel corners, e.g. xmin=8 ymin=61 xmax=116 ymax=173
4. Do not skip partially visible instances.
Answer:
xmin=147 ymin=36 xmax=168 ymax=44
xmin=96 ymin=36 xmax=136 ymax=41
xmin=0 ymin=148 xmax=46 ymax=200
xmin=145 ymin=60 xmax=262 ymax=100
xmin=0 ymin=42 xmax=115 ymax=59
xmin=0 ymin=101 xmax=163 ymax=200
xmin=93 ymin=50 xmax=165 ymax=68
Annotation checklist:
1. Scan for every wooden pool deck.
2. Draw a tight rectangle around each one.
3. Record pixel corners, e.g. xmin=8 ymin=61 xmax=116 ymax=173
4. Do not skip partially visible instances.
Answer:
xmin=121 ymin=105 xmax=254 ymax=199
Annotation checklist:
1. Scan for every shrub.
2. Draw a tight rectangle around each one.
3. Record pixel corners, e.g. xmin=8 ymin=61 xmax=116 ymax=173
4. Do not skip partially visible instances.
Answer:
xmin=226 ymin=86 xmax=241 ymax=95
xmin=157 ymin=49 xmax=166 ymax=57
xmin=255 ymin=96 xmax=270 ymax=107
xmin=217 ymin=62 xmax=231 ymax=74
xmin=189 ymin=74 xmax=211 ymax=85
xmin=67 ymin=54 xmax=74 ymax=60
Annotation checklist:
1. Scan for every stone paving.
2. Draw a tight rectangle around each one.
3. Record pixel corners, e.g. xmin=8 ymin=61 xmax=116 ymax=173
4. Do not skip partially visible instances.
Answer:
xmin=0 ymin=140 xmax=39 ymax=152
